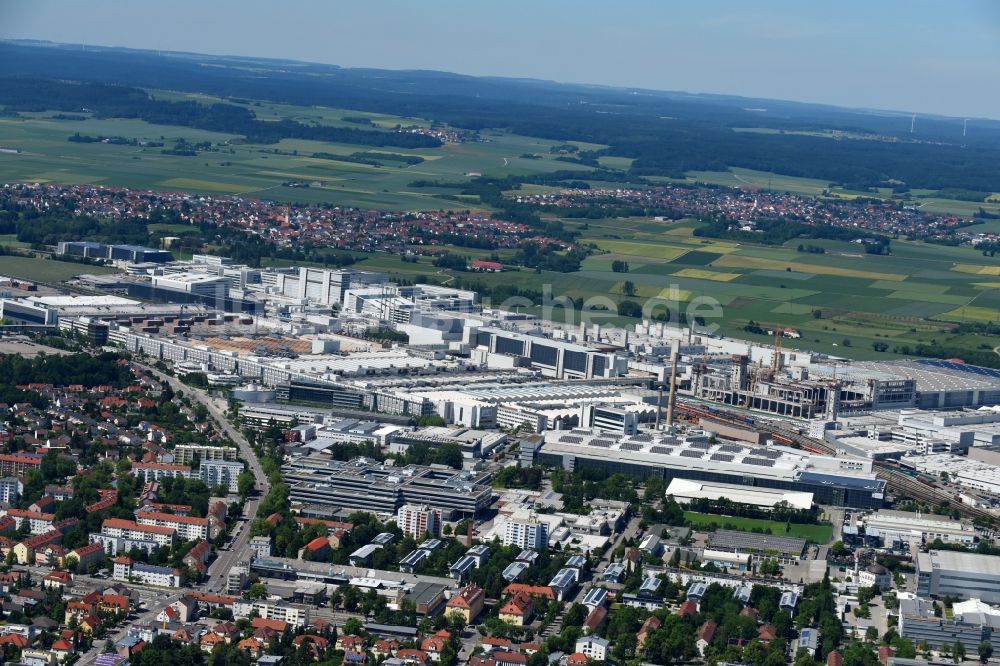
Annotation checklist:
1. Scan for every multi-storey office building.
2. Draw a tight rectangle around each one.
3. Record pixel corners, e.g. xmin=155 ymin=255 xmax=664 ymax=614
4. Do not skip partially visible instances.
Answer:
xmin=282 ymin=457 xmax=492 ymax=518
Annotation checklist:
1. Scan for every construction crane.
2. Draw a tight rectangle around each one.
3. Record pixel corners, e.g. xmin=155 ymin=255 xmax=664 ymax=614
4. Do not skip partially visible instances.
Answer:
xmin=772 ymin=326 xmax=783 ymax=374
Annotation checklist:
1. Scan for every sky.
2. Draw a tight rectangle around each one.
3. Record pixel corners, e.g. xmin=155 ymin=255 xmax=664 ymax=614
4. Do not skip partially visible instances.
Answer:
xmin=3 ymin=0 xmax=1000 ymax=119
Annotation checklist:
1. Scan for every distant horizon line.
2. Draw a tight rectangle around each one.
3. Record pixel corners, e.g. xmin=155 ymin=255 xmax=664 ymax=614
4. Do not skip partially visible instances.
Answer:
xmin=2 ymin=37 xmax=995 ymax=123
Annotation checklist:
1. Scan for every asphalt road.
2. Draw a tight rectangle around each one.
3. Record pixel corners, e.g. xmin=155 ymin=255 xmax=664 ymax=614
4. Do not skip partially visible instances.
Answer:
xmin=138 ymin=364 xmax=271 ymax=593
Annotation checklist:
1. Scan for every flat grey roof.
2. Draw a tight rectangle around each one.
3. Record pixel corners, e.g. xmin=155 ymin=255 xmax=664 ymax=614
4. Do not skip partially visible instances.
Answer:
xmin=924 ymin=549 xmax=1000 ymax=576
xmin=706 ymin=530 xmax=807 ymax=557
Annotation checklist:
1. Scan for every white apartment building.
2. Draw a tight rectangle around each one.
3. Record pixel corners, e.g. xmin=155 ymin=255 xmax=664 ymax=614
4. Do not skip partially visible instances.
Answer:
xmin=131 ymin=463 xmax=192 ymax=483
xmin=7 ymin=510 xmax=54 ymax=535
xmin=113 ymin=557 xmax=181 ymax=588
xmin=575 ymin=637 xmax=610 ymax=661
xmin=199 ymin=460 xmax=244 ymax=493
xmin=0 ymin=477 xmax=21 ymax=505
xmin=171 ymin=444 xmax=239 ymax=465
xmin=503 ymin=517 xmax=549 ymax=550
xmin=233 ymin=601 xmax=310 ymax=628
xmin=250 ymin=536 xmax=272 ymax=560
xmin=397 ymin=504 xmax=442 ymax=539
xmin=135 ymin=512 xmax=212 ymax=541
xmin=100 ymin=518 xmax=175 ymax=548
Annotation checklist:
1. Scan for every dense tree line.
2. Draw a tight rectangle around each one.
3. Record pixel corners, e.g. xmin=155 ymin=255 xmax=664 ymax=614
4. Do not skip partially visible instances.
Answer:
xmin=894 ymin=343 xmax=1000 ymax=369
xmin=0 ymin=77 xmax=440 ymax=148
xmin=392 ymin=441 xmax=464 ymax=470
xmin=492 ymin=465 xmax=544 ymax=490
xmin=0 ymin=351 xmax=134 ymax=388
xmin=686 ymin=497 xmax=821 ymax=525
xmin=0 ymin=194 xmax=153 ymax=246
xmin=550 ymin=468 xmax=638 ymax=513
xmin=311 ymin=151 xmax=425 ymax=167
xmin=694 ymin=216 xmax=892 ymax=251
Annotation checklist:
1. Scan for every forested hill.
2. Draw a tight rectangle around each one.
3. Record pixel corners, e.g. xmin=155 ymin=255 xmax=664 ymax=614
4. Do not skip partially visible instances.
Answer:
xmin=0 ymin=77 xmax=439 ymax=149
xmin=2 ymin=40 xmax=1000 ymax=192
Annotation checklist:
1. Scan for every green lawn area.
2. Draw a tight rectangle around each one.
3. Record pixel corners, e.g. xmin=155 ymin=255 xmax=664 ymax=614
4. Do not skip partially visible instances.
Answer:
xmin=0 ymin=256 xmax=118 ymax=283
xmin=683 ymin=511 xmax=834 ymax=543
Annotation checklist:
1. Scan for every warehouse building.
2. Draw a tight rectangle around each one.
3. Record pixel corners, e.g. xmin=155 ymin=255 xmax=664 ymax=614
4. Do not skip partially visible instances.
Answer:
xmin=0 ymin=299 xmax=57 ymax=326
xmin=58 ymin=241 xmax=173 ymax=263
xmin=151 ymin=273 xmax=230 ymax=298
xmin=472 ymin=327 xmax=628 ymax=380
xmin=665 ymin=478 xmax=814 ymax=511
xmin=861 ymin=510 xmax=976 ymax=548
xmin=524 ymin=428 xmax=884 ymax=508
xmin=899 ymin=596 xmax=1000 ymax=654
xmin=822 ymin=360 xmax=1000 ymax=410
xmin=706 ymin=530 xmax=806 ymax=560
xmin=917 ymin=550 xmax=1000 ymax=603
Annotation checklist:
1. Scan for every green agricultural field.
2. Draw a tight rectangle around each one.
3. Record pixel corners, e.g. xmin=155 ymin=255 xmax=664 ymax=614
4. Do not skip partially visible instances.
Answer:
xmin=333 ymin=212 xmax=1000 ymax=361
xmin=0 ymin=99 xmax=588 ymax=210
xmin=683 ymin=511 xmax=834 ymax=543
xmin=0 ymin=256 xmax=119 ymax=283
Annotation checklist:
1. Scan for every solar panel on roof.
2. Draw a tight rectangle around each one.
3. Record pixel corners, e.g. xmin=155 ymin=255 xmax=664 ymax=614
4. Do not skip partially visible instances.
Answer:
xmin=688 ymin=441 xmax=711 ymax=449
xmin=749 ymin=448 xmax=769 ymax=456
xmin=719 ymin=444 xmax=746 ymax=454
xmin=916 ymin=359 xmax=1000 ymax=378
xmin=710 ymin=453 xmax=734 ymax=462
xmin=630 ymin=433 xmax=653 ymax=442
xmin=592 ymin=438 xmax=617 ymax=447
xmin=649 ymin=446 xmax=673 ymax=455
xmin=743 ymin=457 xmax=774 ymax=467
xmin=560 ymin=435 xmax=583 ymax=444
xmin=706 ymin=529 xmax=806 ymax=557
xmin=679 ymin=450 xmax=703 ymax=459
xmin=620 ymin=442 xmax=643 ymax=452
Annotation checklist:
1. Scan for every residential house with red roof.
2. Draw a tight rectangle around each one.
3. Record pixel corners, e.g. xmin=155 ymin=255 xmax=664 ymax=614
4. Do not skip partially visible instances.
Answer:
xmin=446 ymin=584 xmax=485 ymax=623
xmin=500 ymin=583 xmax=555 ymax=601
xmin=396 ymin=649 xmax=430 ymax=666
xmin=638 ymin=615 xmax=661 ymax=650
xmin=420 ymin=630 xmax=451 ymax=661
xmin=498 ymin=593 xmax=533 ymax=626
xmin=697 ymin=620 xmax=717 ymax=656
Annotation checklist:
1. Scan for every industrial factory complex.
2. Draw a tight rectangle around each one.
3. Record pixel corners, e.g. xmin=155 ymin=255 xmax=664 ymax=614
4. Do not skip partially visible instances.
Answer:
xmin=2 ymin=239 xmax=1000 ymax=666
xmin=3 ymin=252 xmax=1000 ymax=522
xmin=4 ymin=254 xmax=1000 ymax=508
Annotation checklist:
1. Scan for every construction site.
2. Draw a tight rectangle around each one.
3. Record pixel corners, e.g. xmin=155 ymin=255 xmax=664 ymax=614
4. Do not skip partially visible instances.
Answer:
xmin=644 ymin=327 xmax=969 ymax=420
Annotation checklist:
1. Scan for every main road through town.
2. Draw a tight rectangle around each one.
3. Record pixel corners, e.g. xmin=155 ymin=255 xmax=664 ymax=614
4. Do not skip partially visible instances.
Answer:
xmin=138 ymin=364 xmax=271 ymax=593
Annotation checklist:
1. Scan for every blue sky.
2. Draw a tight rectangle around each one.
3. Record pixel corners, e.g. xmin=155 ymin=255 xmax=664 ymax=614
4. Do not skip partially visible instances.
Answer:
xmin=3 ymin=0 xmax=1000 ymax=118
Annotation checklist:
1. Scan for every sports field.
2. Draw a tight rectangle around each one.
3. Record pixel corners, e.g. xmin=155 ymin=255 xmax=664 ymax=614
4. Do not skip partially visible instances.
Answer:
xmin=683 ymin=511 xmax=834 ymax=543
